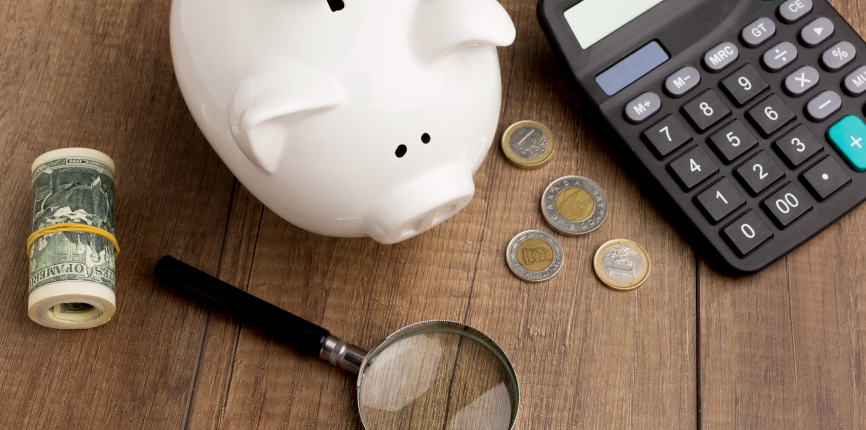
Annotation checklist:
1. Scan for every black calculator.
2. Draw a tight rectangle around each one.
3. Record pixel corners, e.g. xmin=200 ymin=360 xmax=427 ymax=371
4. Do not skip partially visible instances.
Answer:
xmin=539 ymin=0 xmax=866 ymax=275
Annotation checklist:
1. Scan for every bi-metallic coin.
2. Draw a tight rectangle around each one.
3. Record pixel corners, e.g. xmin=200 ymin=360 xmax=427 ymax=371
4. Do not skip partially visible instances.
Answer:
xmin=501 ymin=120 xmax=556 ymax=169
xmin=593 ymin=239 xmax=651 ymax=291
xmin=506 ymin=230 xmax=564 ymax=282
xmin=541 ymin=176 xmax=608 ymax=236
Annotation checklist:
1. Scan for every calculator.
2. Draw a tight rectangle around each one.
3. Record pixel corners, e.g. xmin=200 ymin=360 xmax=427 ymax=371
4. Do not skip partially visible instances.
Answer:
xmin=538 ymin=0 xmax=866 ymax=275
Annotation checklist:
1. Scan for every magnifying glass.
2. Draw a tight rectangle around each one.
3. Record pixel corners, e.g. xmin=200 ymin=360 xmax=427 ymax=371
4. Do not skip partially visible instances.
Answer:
xmin=155 ymin=256 xmax=520 ymax=430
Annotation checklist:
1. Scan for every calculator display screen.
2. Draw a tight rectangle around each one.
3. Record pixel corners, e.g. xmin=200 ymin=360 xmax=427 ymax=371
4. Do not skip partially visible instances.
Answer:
xmin=564 ymin=0 xmax=665 ymax=49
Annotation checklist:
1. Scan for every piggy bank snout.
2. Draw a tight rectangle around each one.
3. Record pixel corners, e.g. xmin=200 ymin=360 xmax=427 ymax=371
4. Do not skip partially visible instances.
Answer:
xmin=365 ymin=162 xmax=475 ymax=244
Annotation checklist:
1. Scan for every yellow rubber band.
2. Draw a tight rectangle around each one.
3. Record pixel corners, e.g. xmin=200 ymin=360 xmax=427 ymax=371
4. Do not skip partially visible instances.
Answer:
xmin=27 ymin=223 xmax=120 ymax=258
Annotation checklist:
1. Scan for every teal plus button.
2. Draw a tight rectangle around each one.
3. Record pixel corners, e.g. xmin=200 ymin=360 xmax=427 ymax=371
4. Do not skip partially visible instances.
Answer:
xmin=828 ymin=115 xmax=866 ymax=172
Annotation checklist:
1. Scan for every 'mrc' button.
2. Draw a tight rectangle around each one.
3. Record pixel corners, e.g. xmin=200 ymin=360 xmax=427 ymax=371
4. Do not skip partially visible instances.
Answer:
xmin=703 ymin=42 xmax=739 ymax=73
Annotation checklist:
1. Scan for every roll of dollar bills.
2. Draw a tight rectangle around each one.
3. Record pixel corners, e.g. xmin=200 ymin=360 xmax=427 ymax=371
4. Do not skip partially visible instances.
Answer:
xmin=28 ymin=148 xmax=118 ymax=329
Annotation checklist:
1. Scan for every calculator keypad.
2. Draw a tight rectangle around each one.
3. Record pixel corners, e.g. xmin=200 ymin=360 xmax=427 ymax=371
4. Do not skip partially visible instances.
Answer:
xmin=668 ymin=147 xmax=719 ymax=190
xmin=720 ymin=65 xmax=770 ymax=106
xmin=735 ymin=151 xmax=785 ymax=195
xmin=761 ymin=183 xmax=813 ymax=228
xmin=708 ymin=120 xmax=758 ymax=164
xmin=614 ymin=3 xmax=866 ymax=266
xmin=682 ymin=90 xmax=732 ymax=132
xmin=746 ymin=95 xmax=796 ymax=137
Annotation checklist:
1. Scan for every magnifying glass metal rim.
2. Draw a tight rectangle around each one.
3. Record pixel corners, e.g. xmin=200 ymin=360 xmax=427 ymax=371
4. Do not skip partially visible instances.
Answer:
xmin=355 ymin=319 xmax=521 ymax=430
xmin=154 ymin=256 xmax=520 ymax=430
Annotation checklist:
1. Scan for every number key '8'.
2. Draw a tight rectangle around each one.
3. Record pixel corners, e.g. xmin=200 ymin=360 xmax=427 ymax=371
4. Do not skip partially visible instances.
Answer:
xmin=682 ymin=89 xmax=732 ymax=133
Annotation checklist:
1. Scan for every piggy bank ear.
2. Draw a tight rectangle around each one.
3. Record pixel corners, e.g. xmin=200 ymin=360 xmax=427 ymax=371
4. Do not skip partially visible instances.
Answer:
xmin=229 ymin=64 xmax=342 ymax=174
xmin=416 ymin=0 xmax=516 ymax=60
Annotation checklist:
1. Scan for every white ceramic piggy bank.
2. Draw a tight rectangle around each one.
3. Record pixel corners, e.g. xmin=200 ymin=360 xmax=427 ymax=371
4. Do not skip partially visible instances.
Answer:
xmin=170 ymin=0 xmax=516 ymax=244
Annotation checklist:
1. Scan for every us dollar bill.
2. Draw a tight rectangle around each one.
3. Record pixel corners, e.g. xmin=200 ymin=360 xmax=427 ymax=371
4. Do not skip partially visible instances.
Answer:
xmin=30 ymin=153 xmax=116 ymax=297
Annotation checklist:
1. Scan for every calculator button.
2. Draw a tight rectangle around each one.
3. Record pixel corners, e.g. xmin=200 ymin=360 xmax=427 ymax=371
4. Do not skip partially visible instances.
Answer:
xmin=703 ymin=42 xmax=739 ymax=73
xmin=695 ymin=178 xmax=746 ymax=224
xmin=827 ymin=115 xmax=866 ymax=171
xmin=746 ymin=95 xmax=796 ymax=137
xmin=708 ymin=120 xmax=759 ymax=164
xmin=805 ymin=90 xmax=842 ymax=122
xmin=783 ymin=66 xmax=819 ymax=97
xmin=722 ymin=211 xmax=773 ymax=257
xmin=801 ymin=157 xmax=851 ymax=200
xmin=664 ymin=67 xmax=701 ymax=98
xmin=623 ymin=92 xmax=661 ymax=124
xmin=799 ymin=17 xmax=834 ymax=47
xmin=843 ymin=66 xmax=866 ymax=96
xmin=763 ymin=41 xmax=798 ymax=72
xmin=641 ymin=115 xmax=692 ymax=159
xmin=720 ymin=65 xmax=770 ymax=106
xmin=734 ymin=151 xmax=785 ymax=196
xmin=741 ymin=17 xmax=777 ymax=48
xmin=761 ymin=183 xmax=812 ymax=228
xmin=668 ymin=147 xmax=719 ymax=191
xmin=778 ymin=0 xmax=813 ymax=24
xmin=821 ymin=41 xmax=856 ymax=72
xmin=772 ymin=124 xmax=823 ymax=168
xmin=681 ymin=90 xmax=731 ymax=132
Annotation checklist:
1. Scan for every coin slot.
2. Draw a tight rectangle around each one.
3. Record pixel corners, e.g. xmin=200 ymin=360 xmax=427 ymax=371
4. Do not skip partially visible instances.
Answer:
xmin=395 ymin=145 xmax=407 ymax=158
xmin=421 ymin=133 xmax=431 ymax=144
xmin=327 ymin=0 xmax=344 ymax=12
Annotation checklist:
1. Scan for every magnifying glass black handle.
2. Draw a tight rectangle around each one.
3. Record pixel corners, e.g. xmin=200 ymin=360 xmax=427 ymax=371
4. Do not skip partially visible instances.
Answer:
xmin=154 ymin=256 xmax=330 ymax=357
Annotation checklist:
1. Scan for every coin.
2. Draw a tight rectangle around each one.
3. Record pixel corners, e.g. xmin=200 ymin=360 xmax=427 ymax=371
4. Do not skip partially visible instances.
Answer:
xmin=506 ymin=230 xmax=564 ymax=282
xmin=593 ymin=239 xmax=651 ymax=291
xmin=541 ymin=176 xmax=608 ymax=235
xmin=501 ymin=120 xmax=556 ymax=169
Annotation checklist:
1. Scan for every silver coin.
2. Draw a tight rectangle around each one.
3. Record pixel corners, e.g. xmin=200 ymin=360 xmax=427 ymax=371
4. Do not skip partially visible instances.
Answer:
xmin=541 ymin=176 xmax=608 ymax=236
xmin=509 ymin=126 xmax=548 ymax=159
xmin=601 ymin=245 xmax=643 ymax=282
xmin=505 ymin=230 xmax=564 ymax=282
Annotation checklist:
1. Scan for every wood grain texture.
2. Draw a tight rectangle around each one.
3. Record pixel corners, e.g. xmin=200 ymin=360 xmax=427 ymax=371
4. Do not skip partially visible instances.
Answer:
xmin=0 ymin=0 xmax=236 ymax=428
xmin=1 ymin=0 xmax=864 ymax=429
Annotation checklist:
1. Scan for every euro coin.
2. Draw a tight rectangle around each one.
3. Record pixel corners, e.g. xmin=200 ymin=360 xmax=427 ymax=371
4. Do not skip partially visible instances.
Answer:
xmin=541 ymin=176 xmax=608 ymax=235
xmin=501 ymin=120 xmax=556 ymax=169
xmin=593 ymin=239 xmax=650 ymax=291
xmin=506 ymin=230 xmax=564 ymax=282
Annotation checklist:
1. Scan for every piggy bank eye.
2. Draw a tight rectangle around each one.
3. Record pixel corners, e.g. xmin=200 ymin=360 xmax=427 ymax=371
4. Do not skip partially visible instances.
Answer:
xmin=421 ymin=133 xmax=431 ymax=144
xmin=327 ymin=0 xmax=344 ymax=12
xmin=395 ymin=145 xmax=408 ymax=158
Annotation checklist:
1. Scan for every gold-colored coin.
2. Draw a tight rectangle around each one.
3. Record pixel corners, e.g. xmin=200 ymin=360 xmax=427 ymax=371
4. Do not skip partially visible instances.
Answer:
xmin=555 ymin=187 xmax=595 ymax=221
xmin=593 ymin=239 xmax=650 ymax=291
xmin=501 ymin=120 xmax=556 ymax=169
xmin=515 ymin=238 xmax=554 ymax=272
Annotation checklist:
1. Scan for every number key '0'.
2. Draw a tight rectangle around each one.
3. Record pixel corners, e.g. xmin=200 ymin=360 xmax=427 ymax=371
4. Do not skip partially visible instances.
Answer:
xmin=722 ymin=210 xmax=773 ymax=257
xmin=668 ymin=146 xmax=719 ymax=191
xmin=681 ymin=90 xmax=732 ymax=132
xmin=746 ymin=94 xmax=796 ymax=137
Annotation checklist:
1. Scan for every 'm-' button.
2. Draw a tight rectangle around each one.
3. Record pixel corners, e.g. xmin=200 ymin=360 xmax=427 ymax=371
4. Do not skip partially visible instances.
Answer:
xmin=828 ymin=115 xmax=866 ymax=171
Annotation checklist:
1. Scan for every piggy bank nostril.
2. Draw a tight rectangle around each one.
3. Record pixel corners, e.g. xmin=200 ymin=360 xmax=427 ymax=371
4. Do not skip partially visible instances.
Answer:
xmin=395 ymin=145 xmax=408 ymax=158
xmin=326 ymin=0 xmax=344 ymax=12
xmin=421 ymin=133 xmax=431 ymax=144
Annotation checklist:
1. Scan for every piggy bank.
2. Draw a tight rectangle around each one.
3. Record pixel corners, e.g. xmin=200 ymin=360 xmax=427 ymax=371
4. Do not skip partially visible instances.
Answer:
xmin=170 ymin=0 xmax=516 ymax=244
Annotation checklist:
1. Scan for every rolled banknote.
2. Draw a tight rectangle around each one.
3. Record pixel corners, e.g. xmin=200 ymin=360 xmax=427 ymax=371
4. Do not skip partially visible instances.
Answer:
xmin=28 ymin=148 xmax=117 ymax=329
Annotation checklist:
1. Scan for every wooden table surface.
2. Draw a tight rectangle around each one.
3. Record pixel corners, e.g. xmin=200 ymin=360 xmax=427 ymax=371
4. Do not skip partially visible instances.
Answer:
xmin=1 ymin=0 xmax=865 ymax=428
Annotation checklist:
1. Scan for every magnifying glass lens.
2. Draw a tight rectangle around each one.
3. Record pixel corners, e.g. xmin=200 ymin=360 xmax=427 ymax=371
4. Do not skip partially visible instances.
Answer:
xmin=358 ymin=329 xmax=518 ymax=430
